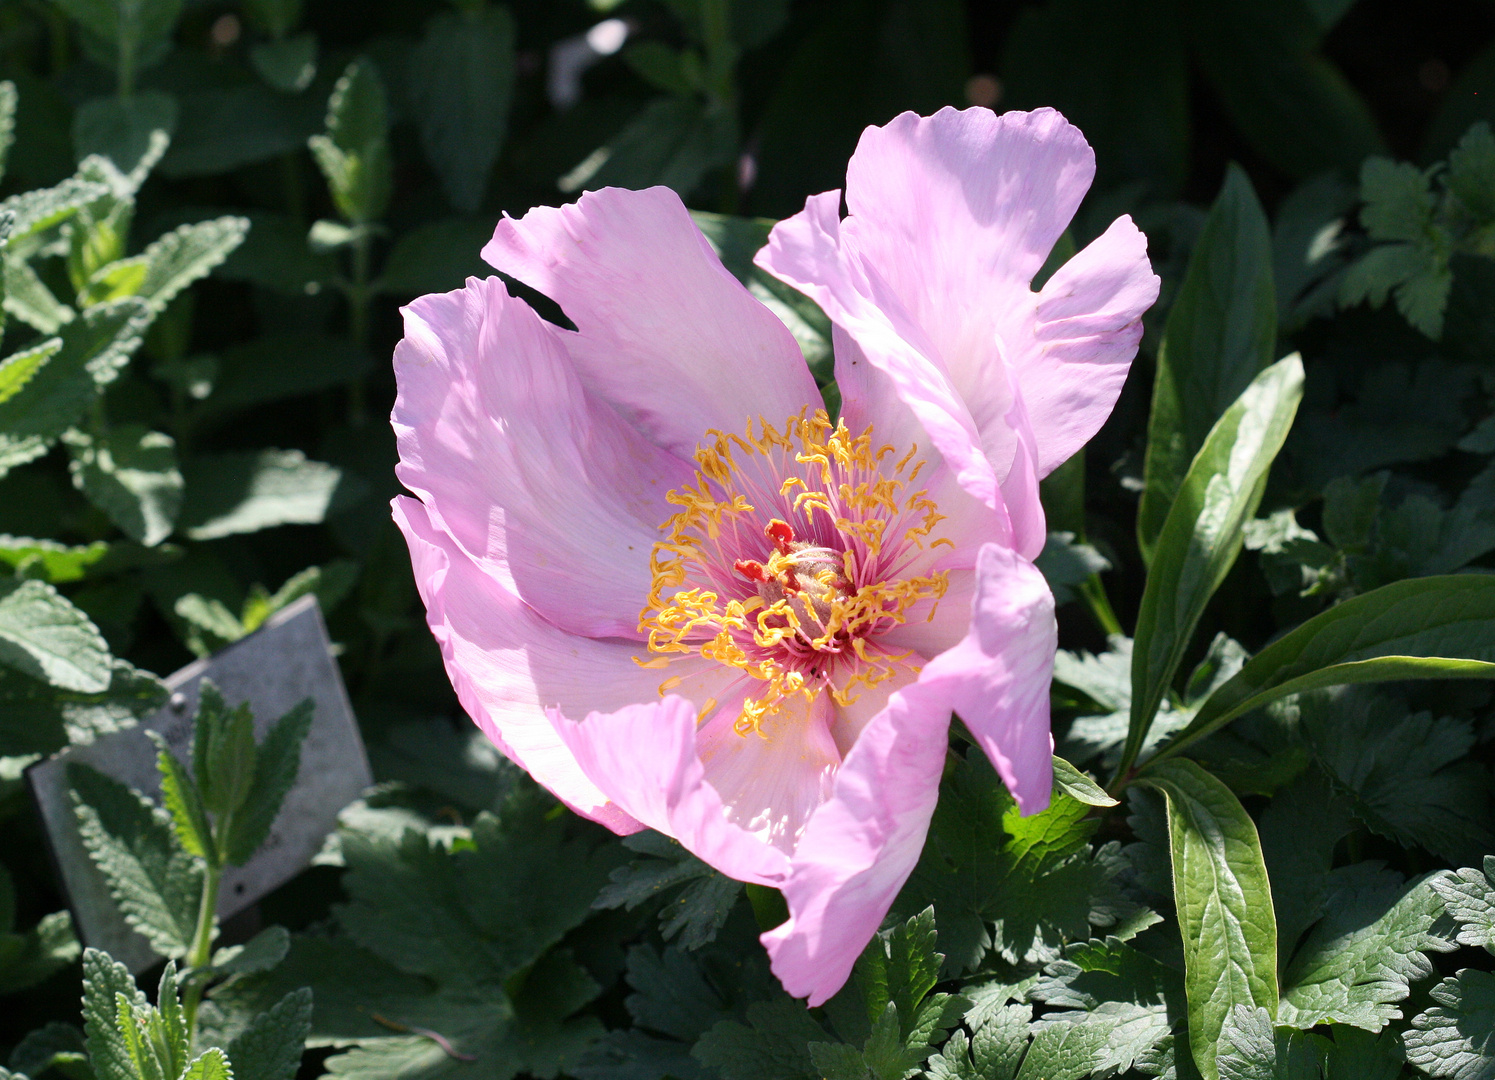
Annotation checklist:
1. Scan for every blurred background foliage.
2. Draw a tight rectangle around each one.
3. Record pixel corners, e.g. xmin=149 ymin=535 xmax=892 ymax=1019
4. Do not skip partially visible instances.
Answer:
xmin=2 ymin=0 xmax=1495 ymax=1077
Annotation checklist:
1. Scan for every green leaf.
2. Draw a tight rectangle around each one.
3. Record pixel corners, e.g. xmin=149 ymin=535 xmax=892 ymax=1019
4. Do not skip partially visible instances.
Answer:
xmin=1139 ymin=164 xmax=1277 ymax=560
xmin=72 ymin=93 xmax=178 ymax=177
xmin=180 ymin=450 xmax=361 ymax=541
xmin=899 ymin=754 xmax=1111 ymax=973
xmin=1052 ymin=756 xmax=1118 ymax=808
xmin=309 ymin=59 xmax=390 ymax=224
xmin=82 ymin=948 xmax=145 ymax=1080
xmin=0 ymin=537 xmax=111 ymax=584
xmin=692 ymin=999 xmax=824 ymax=1080
xmin=64 ymin=425 xmax=182 ymax=547
xmin=9 ymin=1022 xmax=88 ymax=1080
xmin=227 ymin=988 xmax=311 ymax=1080
xmin=4 ymin=256 xmax=74 ymax=334
xmin=1140 ymin=759 xmax=1277 ymax=1080
xmin=377 ymin=218 xmax=492 ymax=297
xmin=1214 ymin=1005 xmax=1320 ymax=1080
xmin=593 ymin=831 xmax=743 ymax=951
xmin=854 ymin=908 xmax=941 ymax=1039
xmin=224 ymin=698 xmax=312 ymax=865
xmin=0 ymin=176 xmax=110 ymax=249
xmin=562 ymin=97 xmax=735 ymax=202
xmin=1405 ymin=969 xmax=1495 ymax=1080
xmin=0 ymin=339 xmax=61 ymax=405
xmin=1159 ymin=574 xmax=1495 ymax=761
xmin=194 ymin=682 xmax=257 ymax=825
xmin=196 ymin=334 xmax=369 ymax=418
xmin=1257 ymin=769 xmax=1356 ymax=965
xmin=1122 ymin=355 xmax=1305 ymax=780
xmin=133 ymin=217 xmax=249 ymax=310
xmin=151 ymin=732 xmax=211 ymax=860
xmin=0 ymin=299 xmax=151 ymax=478
xmin=181 ymin=1048 xmax=233 ymax=1080
xmin=408 ymin=8 xmax=515 ymax=212
xmin=0 ymin=81 xmax=15 ymax=185
xmin=51 ymin=0 xmax=183 ymax=73
xmin=0 ymin=578 xmax=110 ymax=693
xmin=1015 ymin=1001 xmax=1172 ymax=1080
xmin=0 ymin=658 xmax=165 ymax=755
xmin=1297 ymin=687 xmax=1493 ymax=865
xmin=68 ymin=763 xmax=202 ymax=957
xmin=1431 ymin=856 xmax=1495 ymax=955
xmin=249 ymin=32 xmax=317 ymax=94
xmin=616 ymin=943 xmax=731 ymax=1044
xmin=924 ymin=1008 xmax=1030 ymax=1080
xmin=1278 ymin=864 xmax=1454 ymax=1030
xmin=1035 ymin=532 xmax=1111 ymax=608
xmin=0 ymin=908 xmax=79 ymax=994
xmin=174 ymin=594 xmax=244 ymax=652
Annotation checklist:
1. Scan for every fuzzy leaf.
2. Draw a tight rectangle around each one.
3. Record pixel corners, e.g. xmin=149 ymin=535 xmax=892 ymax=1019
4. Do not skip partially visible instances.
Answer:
xmin=1432 ymin=857 xmax=1495 ymax=954
xmin=0 ymin=579 xmax=110 ymax=693
xmin=68 ymin=764 xmax=202 ymax=957
xmin=0 ymin=339 xmax=61 ymax=405
xmin=180 ymin=450 xmax=360 ymax=540
xmin=224 ymin=697 xmax=312 ymax=865
xmin=1405 ymin=969 xmax=1495 ymax=1080
xmin=182 ymin=1048 xmax=233 ymax=1080
xmin=81 ymin=948 xmax=146 ymax=1080
xmin=227 ymin=988 xmax=311 ymax=1080
xmin=64 ymin=425 xmax=182 ymax=547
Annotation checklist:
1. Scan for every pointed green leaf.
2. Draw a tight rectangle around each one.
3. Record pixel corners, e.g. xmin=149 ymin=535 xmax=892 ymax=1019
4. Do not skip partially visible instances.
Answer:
xmin=0 ymin=176 xmax=110 ymax=248
xmin=1052 ymin=756 xmax=1117 ymax=807
xmin=226 ymin=987 xmax=310 ymax=1080
xmin=224 ymin=697 xmax=311 ymax=865
xmin=135 ymin=217 xmax=248 ymax=310
xmin=81 ymin=948 xmax=146 ymax=1080
xmin=181 ymin=1048 xmax=233 ymax=1080
xmin=1405 ymin=969 xmax=1495 ymax=1080
xmin=68 ymin=764 xmax=202 ymax=957
xmin=1141 ymin=759 xmax=1278 ymax=1080
xmin=1121 ymin=355 xmax=1305 ymax=781
xmin=1158 ymin=574 xmax=1495 ymax=761
xmin=3 ymin=257 xmax=74 ymax=334
xmin=150 ymin=732 xmax=211 ymax=861
xmin=0 ymin=339 xmax=61 ymax=405
xmin=1139 ymin=164 xmax=1276 ymax=559
xmin=0 ymin=81 xmax=15 ymax=185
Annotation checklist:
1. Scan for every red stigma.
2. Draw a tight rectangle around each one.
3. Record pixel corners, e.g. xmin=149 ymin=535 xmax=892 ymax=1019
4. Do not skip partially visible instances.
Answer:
xmin=734 ymin=559 xmax=769 ymax=583
xmin=766 ymin=519 xmax=795 ymax=554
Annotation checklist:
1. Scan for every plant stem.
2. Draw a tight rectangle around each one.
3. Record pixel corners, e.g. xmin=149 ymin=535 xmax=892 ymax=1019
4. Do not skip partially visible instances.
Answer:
xmin=181 ymin=860 xmax=222 ymax=1038
xmin=1079 ymin=576 xmax=1124 ymax=637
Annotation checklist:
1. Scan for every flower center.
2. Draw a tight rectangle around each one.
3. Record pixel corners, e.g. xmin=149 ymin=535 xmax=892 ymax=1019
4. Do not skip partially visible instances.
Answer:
xmin=637 ymin=410 xmax=952 ymax=735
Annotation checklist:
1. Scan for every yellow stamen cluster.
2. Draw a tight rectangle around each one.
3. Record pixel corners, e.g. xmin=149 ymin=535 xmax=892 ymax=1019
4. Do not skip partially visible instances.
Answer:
xmin=637 ymin=410 xmax=951 ymax=736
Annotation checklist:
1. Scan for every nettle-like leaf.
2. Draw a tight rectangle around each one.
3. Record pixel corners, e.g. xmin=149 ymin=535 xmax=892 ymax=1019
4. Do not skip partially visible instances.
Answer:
xmin=692 ymin=998 xmax=824 ymax=1080
xmin=924 ymin=1005 xmax=1030 ymax=1080
xmin=70 ymin=762 xmax=202 ymax=957
xmin=308 ymin=59 xmax=391 ymax=225
xmin=0 ymin=659 xmax=165 ymax=756
xmin=897 ymin=753 xmax=1117 ymax=974
xmin=64 ymin=425 xmax=183 ymax=547
xmin=1405 ymin=968 xmax=1495 ymax=1080
xmin=179 ymin=449 xmax=362 ymax=541
xmin=226 ymin=987 xmax=311 ymax=1080
xmin=0 ymin=579 xmax=111 ymax=693
xmin=594 ymin=830 xmax=743 ymax=951
xmin=1277 ymin=862 xmax=1456 ymax=1031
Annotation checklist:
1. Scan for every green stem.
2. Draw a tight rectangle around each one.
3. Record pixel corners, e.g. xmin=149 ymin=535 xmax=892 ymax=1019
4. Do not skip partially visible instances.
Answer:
xmin=181 ymin=859 xmax=222 ymax=1039
xmin=1079 ymin=575 xmax=1124 ymax=637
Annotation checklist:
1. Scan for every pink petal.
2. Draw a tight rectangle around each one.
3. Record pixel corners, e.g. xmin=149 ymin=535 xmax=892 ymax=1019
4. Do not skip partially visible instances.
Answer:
xmin=696 ymin=686 xmax=841 ymax=854
xmin=1013 ymin=216 xmax=1159 ymax=476
xmin=921 ymin=543 xmax=1056 ymax=814
xmin=393 ymin=277 xmax=691 ymax=638
xmin=393 ymin=495 xmax=726 ymax=833
xmin=482 ymin=186 xmax=820 ymax=459
xmin=551 ymin=697 xmax=790 ymax=886
xmin=762 ymin=679 xmax=952 ymax=1006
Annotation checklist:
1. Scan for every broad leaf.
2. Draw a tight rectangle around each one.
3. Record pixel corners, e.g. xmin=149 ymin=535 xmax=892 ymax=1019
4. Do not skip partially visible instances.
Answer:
xmin=1121 ymin=355 xmax=1305 ymax=780
xmin=64 ymin=425 xmax=182 ymax=546
xmin=1432 ymin=856 xmax=1495 ymax=954
xmin=1139 ymin=164 xmax=1276 ymax=559
xmin=0 ymin=339 xmax=61 ymax=405
xmin=1405 ymin=969 xmax=1495 ymax=1080
xmin=693 ymin=999 xmax=824 ymax=1080
xmin=593 ymin=831 xmax=743 ymax=951
xmin=134 ymin=216 xmax=249 ymax=309
xmin=1141 ymin=759 xmax=1277 ymax=1080
xmin=1160 ymin=574 xmax=1495 ymax=760
xmin=227 ymin=988 xmax=311 ymax=1080
xmin=180 ymin=450 xmax=361 ymax=540
xmin=81 ymin=948 xmax=146 ymax=1080
xmin=0 ymin=579 xmax=110 ymax=693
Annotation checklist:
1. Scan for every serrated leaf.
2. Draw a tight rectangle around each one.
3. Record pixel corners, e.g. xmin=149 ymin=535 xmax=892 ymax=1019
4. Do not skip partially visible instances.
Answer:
xmin=0 ymin=299 xmax=150 ymax=477
xmin=0 ymin=177 xmax=110 ymax=247
xmin=64 ymin=425 xmax=182 ymax=547
xmin=594 ymin=831 xmax=742 ymax=950
xmin=0 ymin=339 xmax=61 ymax=405
xmin=0 ymin=80 xmax=15 ymax=185
xmin=227 ymin=988 xmax=311 ymax=1080
xmin=181 ymin=1048 xmax=233 ymax=1080
xmin=68 ymin=764 xmax=202 ymax=957
xmin=180 ymin=449 xmax=361 ymax=540
xmin=151 ymin=732 xmax=211 ymax=860
xmin=1139 ymin=164 xmax=1277 ymax=560
xmin=211 ymin=925 xmax=290 ymax=980
xmin=1035 ymin=531 xmax=1111 ymax=607
xmin=310 ymin=59 xmax=390 ymax=224
xmin=855 ymin=908 xmax=940 ymax=1038
xmin=250 ymin=32 xmax=317 ymax=94
xmin=1432 ymin=857 xmax=1495 ymax=955
xmin=132 ymin=217 xmax=248 ymax=310
xmin=1162 ymin=574 xmax=1495 ymax=760
xmin=81 ymin=948 xmax=146 ymax=1080
xmin=3 ymin=256 xmax=74 ymax=334
xmin=225 ymin=698 xmax=312 ymax=865
xmin=0 ymin=658 xmax=164 ymax=755
xmin=619 ymin=944 xmax=730 ymax=1043
xmin=692 ymin=999 xmax=823 ymax=1080
xmin=408 ymin=8 xmax=515 ymax=212
xmin=925 ymin=1007 xmax=1031 ymax=1080
xmin=1405 ymin=968 xmax=1495 ymax=1080
xmin=72 ymin=93 xmax=178 ymax=178
xmin=0 ymin=578 xmax=110 ymax=693
xmin=194 ymin=683 xmax=256 ymax=826
xmin=0 ymin=910 xmax=80 ymax=994
xmin=1141 ymin=759 xmax=1277 ymax=1080
xmin=1278 ymin=864 xmax=1454 ymax=1031
xmin=1297 ymin=687 xmax=1493 ymax=865
xmin=1121 ymin=355 xmax=1304 ymax=781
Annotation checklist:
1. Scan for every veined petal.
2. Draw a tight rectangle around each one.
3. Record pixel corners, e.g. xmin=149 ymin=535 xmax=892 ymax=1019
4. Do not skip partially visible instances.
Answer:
xmin=762 ymin=679 xmax=951 ymax=1006
xmin=1015 ymin=216 xmax=1159 ymax=476
xmin=551 ymin=697 xmax=790 ymax=886
xmin=482 ymin=186 xmax=819 ymax=459
xmin=393 ymin=277 xmax=691 ymax=638
xmin=697 ymin=686 xmax=841 ymax=855
xmin=920 ymin=543 xmax=1056 ymax=814
xmin=393 ymin=495 xmax=724 ymax=833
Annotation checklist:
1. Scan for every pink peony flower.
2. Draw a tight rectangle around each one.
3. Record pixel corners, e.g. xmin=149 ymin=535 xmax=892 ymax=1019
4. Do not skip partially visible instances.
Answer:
xmin=391 ymin=106 xmax=1158 ymax=1005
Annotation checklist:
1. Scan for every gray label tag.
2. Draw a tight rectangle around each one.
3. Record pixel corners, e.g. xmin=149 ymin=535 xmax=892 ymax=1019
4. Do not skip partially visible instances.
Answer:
xmin=28 ymin=595 xmax=372 ymax=972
